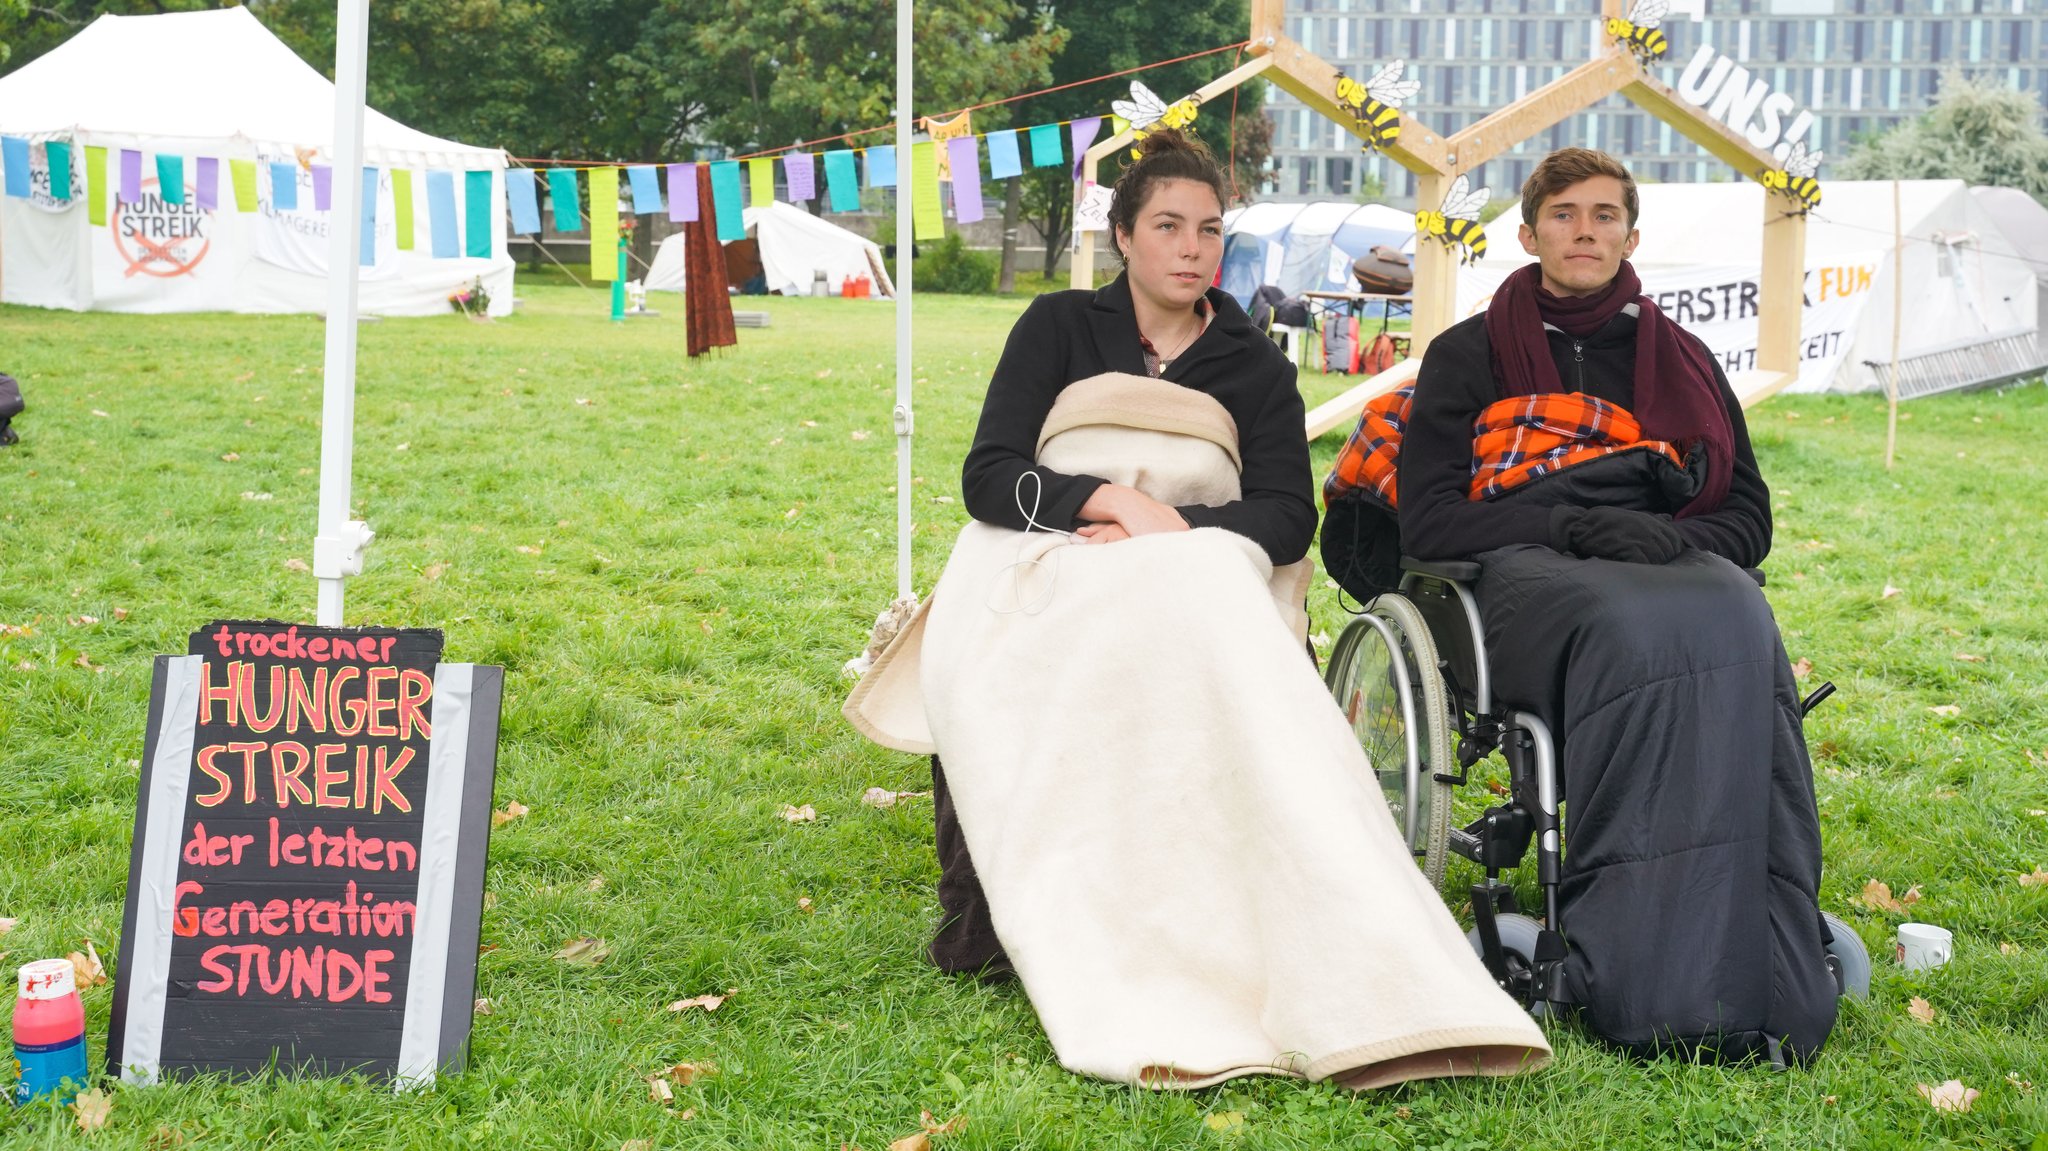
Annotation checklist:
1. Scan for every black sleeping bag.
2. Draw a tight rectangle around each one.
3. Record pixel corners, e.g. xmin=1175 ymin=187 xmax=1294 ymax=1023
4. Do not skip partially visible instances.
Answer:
xmin=1323 ymin=449 xmax=1838 ymax=1062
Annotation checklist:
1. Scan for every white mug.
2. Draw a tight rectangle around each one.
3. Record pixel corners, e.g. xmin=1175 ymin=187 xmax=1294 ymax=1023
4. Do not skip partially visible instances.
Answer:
xmin=1896 ymin=922 xmax=1954 ymax=971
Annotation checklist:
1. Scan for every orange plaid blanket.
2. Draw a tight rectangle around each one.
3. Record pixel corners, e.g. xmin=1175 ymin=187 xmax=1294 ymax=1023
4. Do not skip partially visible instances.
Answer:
xmin=1323 ymin=386 xmax=1684 ymax=508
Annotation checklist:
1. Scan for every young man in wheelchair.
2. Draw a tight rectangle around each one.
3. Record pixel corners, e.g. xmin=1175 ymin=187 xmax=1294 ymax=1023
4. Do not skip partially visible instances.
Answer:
xmin=1322 ymin=147 xmax=1844 ymax=1064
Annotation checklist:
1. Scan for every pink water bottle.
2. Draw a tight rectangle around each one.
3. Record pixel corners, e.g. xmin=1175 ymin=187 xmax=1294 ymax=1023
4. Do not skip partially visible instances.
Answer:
xmin=12 ymin=959 xmax=88 ymax=1106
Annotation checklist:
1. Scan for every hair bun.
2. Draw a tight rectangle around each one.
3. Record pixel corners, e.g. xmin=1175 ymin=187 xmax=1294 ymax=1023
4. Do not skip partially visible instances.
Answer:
xmin=1132 ymin=128 xmax=1208 ymax=161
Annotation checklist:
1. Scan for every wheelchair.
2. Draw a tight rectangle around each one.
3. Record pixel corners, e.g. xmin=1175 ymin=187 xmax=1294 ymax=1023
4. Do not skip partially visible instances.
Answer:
xmin=1324 ymin=554 xmax=1873 ymax=1015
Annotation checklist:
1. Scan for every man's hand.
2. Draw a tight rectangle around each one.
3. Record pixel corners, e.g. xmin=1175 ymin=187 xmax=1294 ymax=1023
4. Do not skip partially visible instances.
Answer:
xmin=1077 ymin=484 xmax=1190 ymax=542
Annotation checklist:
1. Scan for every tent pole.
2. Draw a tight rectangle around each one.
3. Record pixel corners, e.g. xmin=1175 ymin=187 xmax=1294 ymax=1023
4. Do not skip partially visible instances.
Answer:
xmin=894 ymin=0 xmax=914 ymax=604
xmin=313 ymin=0 xmax=374 ymax=626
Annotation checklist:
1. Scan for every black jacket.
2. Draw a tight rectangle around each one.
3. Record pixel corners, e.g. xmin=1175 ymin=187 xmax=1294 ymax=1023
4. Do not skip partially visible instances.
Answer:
xmin=1396 ymin=308 xmax=1772 ymax=569
xmin=960 ymin=274 xmax=1317 ymax=566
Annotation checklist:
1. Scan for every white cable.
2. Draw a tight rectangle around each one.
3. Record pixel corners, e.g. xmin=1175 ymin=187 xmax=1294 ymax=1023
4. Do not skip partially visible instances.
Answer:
xmin=987 ymin=470 xmax=1077 ymax=616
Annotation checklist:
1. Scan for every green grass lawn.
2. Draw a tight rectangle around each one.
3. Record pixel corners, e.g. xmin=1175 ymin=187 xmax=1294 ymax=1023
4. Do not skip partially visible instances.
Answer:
xmin=1 ymin=281 xmax=2045 ymax=1150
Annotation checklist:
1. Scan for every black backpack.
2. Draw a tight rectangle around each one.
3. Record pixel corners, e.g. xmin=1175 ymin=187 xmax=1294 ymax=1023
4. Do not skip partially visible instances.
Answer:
xmin=0 ymin=373 xmax=22 ymax=447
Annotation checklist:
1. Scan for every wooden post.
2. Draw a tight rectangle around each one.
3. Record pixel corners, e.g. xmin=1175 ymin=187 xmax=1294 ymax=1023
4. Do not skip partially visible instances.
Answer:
xmin=1755 ymin=190 xmax=1805 ymax=378
xmin=1409 ymin=170 xmax=1458 ymax=356
xmin=1068 ymin=148 xmax=1098 ymax=290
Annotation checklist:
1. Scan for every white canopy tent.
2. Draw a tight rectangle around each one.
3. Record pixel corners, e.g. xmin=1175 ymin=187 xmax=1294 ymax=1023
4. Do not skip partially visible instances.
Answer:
xmin=643 ymin=201 xmax=894 ymax=299
xmin=1220 ymin=201 xmax=1415 ymax=309
xmin=0 ymin=6 xmax=512 ymax=317
xmin=1458 ymin=179 xmax=2040 ymax=395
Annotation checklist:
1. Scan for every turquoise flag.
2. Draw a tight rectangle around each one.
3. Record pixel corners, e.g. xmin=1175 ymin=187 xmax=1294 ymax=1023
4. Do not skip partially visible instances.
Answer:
xmin=1028 ymin=123 xmax=1063 ymax=168
xmin=709 ymin=161 xmax=744 ymax=243
xmin=45 ymin=141 xmax=72 ymax=201
xmin=546 ymin=168 xmax=581 ymax=232
xmin=156 ymin=153 xmax=185 ymax=205
xmin=824 ymin=150 xmax=859 ymax=213
xmin=465 ymin=170 xmax=493 ymax=257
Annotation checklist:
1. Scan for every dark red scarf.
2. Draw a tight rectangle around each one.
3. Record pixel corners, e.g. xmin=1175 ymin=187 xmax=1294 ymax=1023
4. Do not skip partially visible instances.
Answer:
xmin=1483 ymin=260 xmax=1732 ymax=518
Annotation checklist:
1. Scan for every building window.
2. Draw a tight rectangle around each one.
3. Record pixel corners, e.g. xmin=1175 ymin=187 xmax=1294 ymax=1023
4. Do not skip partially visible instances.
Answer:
xmin=1849 ymin=66 xmax=1863 ymax=109
xmin=1297 ymin=157 xmax=1316 ymax=196
xmin=1326 ymin=157 xmax=1354 ymax=196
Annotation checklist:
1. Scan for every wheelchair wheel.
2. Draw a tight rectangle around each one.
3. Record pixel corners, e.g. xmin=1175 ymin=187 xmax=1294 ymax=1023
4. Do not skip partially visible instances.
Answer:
xmin=1465 ymin=913 xmax=1550 ymax=1019
xmin=1324 ymin=594 xmax=1455 ymax=890
xmin=1821 ymin=912 xmax=1871 ymax=999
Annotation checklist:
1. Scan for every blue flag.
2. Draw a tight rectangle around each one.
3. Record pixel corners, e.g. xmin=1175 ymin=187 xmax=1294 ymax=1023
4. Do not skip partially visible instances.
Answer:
xmin=987 ymin=130 xmax=1023 ymax=180
xmin=866 ymin=145 xmax=898 ymax=188
xmin=360 ymin=167 xmax=379 ymax=266
xmin=270 ymin=162 xmax=298 ymax=211
xmin=426 ymin=169 xmax=459 ymax=258
xmin=506 ymin=168 xmax=542 ymax=235
xmin=1 ymin=136 xmax=30 ymax=198
xmin=627 ymin=165 xmax=663 ymax=215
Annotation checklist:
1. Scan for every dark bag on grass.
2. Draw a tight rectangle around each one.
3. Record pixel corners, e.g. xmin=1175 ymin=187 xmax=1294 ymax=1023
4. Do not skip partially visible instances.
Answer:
xmin=0 ymin=373 xmax=22 ymax=447
xmin=1352 ymin=245 xmax=1414 ymax=295
xmin=1321 ymin=315 xmax=1360 ymax=374
xmin=1247 ymin=284 xmax=1288 ymax=332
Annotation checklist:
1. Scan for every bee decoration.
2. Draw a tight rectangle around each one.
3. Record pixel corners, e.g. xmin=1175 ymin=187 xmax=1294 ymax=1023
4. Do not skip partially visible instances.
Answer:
xmin=1759 ymin=140 xmax=1824 ymax=215
xmin=1334 ymin=59 xmax=1422 ymax=155
xmin=1605 ymin=0 xmax=1670 ymax=64
xmin=1415 ymin=175 xmax=1491 ymax=266
xmin=1112 ymin=81 xmax=1202 ymax=160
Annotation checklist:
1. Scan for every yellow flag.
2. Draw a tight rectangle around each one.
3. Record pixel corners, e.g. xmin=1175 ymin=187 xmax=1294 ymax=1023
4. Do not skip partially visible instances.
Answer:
xmin=921 ymin=110 xmax=973 ymax=181
xmin=589 ymin=166 xmax=620 ymax=281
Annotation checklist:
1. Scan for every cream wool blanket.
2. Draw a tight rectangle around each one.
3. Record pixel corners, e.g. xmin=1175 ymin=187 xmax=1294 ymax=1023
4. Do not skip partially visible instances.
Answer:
xmin=847 ymin=374 xmax=1549 ymax=1089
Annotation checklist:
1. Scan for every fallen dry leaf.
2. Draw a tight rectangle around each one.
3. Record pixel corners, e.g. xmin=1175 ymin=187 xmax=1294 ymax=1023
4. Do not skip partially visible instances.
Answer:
xmin=112 ymin=608 xmax=129 ymax=621
xmin=1917 ymin=1080 xmax=1979 ymax=1113
xmin=1882 ymin=584 xmax=1902 ymax=599
xmin=1203 ymin=1110 xmax=1247 ymax=1132
xmin=1791 ymin=657 xmax=1813 ymax=680
xmin=516 ymin=544 xmax=544 ymax=555
xmin=783 ymin=507 xmax=800 ymax=520
xmin=921 ymin=1111 xmax=967 ymax=1136
xmin=586 ymin=876 xmax=605 ymax=892
xmin=283 ymin=557 xmax=310 ymax=572
xmin=90 ymin=408 xmax=110 ymax=418
xmin=621 ymin=1142 xmax=653 ymax=1151
xmin=2003 ymin=942 xmax=2021 ymax=955
xmin=492 ymin=800 xmax=530 ymax=828
xmin=73 ymin=1088 xmax=113 ymax=1131
xmin=666 ymin=990 xmax=733 ymax=1014
xmin=220 ymin=452 xmax=241 ymax=462
xmin=851 ymin=430 xmax=871 ymax=441
xmin=797 ymin=897 xmax=815 ymax=914
xmin=73 ymin=652 xmax=100 ymax=671
xmin=552 ymin=936 xmax=610 ymax=966
xmin=149 ymin=1123 xmax=188 ymax=1148
xmin=861 ymin=788 xmax=931 ymax=810
xmin=1928 ymin=704 xmax=1961 ymax=718
xmin=647 ymin=1075 xmax=674 ymax=1104
xmin=474 ymin=998 xmax=494 ymax=1016
xmin=423 ymin=563 xmax=446 ymax=581
xmin=1953 ymin=652 xmax=1984 ymax=663
xmin=70 ymin=614 xmax=99 ymax=627
xmin=0 ymin=917 xmax=16 ymax=935
xmin=575 ymin=397 xmax=594 ymax=406
xmin=887 ymin=1135 xmax=929 ymax=1151
xmin=665 ymin=1061 xmax=717 ymax=1086
xmin=2019 ymin=868 xmax=2048 ymax=888
xmin=1908 ymin=996 xmax=1937 ymax=1024
xmin=677 ymin=1108 xmax=696 ymax=1121
xmin=71 ymin=940 xmax=109 ymax=987
xmin=801 ymin=420 xmax=819 ymax=428
xmin=1859 ymin=879 xmax=1919 ymax=914
xmin=779 ymin=804 xmax=817 ymax=823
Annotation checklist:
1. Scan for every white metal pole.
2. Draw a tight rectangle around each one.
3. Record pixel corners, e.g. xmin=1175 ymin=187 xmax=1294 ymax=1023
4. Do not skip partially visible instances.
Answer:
xmin=313 ymin=0 xmax=373 ymax=625
xmin=893 ymin=0 xmax=914 ymax=603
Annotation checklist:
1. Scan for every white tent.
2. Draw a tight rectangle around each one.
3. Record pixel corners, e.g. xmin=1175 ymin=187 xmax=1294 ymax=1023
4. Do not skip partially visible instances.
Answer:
xmin=644 ymin=201 xmax=894 ymax=299
xmin=0 ymin=7 xmax=512 ymax=317
xmin=1970 ymin=185 xmax=2048 ymax=364
xmin=1220 ymin=201 xmax=1415 ymax=308
xmin=1457 ymin=179 xmax=2041 ymax=394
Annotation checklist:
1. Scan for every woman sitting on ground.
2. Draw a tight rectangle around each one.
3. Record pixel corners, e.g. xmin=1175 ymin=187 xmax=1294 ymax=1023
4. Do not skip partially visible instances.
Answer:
xmin=848 ymin=129 xmax=1549 ymax=1091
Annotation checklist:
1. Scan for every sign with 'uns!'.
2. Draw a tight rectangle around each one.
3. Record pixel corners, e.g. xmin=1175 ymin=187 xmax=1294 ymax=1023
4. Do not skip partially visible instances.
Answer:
xmin=108 ymin=622 xmax=502 ymax=1087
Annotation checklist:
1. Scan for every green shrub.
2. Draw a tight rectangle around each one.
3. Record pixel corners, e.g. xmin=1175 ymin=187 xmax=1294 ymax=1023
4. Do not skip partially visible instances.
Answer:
xmin=917 ymin=232 xmax=997 ymax=295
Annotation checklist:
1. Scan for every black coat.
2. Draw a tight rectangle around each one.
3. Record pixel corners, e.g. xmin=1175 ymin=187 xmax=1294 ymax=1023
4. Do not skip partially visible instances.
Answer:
xmin=1396 ymin=308 xmax=1772 ymax=569
xmin=960 ymin=274 xmax=1317 ymax=566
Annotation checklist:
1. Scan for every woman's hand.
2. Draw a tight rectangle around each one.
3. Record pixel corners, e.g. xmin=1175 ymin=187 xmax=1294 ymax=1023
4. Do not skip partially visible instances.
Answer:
xmin=1077 ymin=484 xmax=1190 ymax=543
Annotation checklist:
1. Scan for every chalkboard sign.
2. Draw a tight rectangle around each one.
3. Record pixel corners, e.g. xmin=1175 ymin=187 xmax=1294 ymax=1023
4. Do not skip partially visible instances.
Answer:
xmin=108 ymin=621 xmax=502 ymax=1087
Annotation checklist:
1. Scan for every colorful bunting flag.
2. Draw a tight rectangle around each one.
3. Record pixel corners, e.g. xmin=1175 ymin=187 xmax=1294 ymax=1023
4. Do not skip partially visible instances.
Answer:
xmin=667 ymin=163 xmax=698 ymax=222
xmin=1 ymin=136 xmax=32 ymax=198
xmin=1028 ymin=122 xmax=1063 ymax=168
xmin=588 ymin=165 xmax=619 ymax=281
xmin=426 ymin=169 xmax=459 ymax=258
xmin=311 ymin=164 xmax=332 ymax=211
xmin=156 ymin=153 xmax=185 ymax=205
xmin=87 ymin=146 xmax=108 ymax=224
xmin=947 ymin=136 xmax=984 ymax=225
xmin=506 ymin=167 xmax=541 ymax=235
xmin=626 ymin=164 xmax=662 ymax=215
xmin=361 ymin=167 xmax=379 ymax=267
xmin=269 ymin=162 xmax=297 ymax=211
xmin=922 ymin=110 xmax=972 ymax=181
xmin=1070 ymin=117 xmax=1102 ymax=179
xmin=465 ymin=170 xmax=493 ymax=258
xmin=121 ymin=149 xmax=143 ymax=204
xmin=911 ymin=140 xmax=943 ymax=241
xmin=393 ymin=169 xmax=415 ymax=248
xmin=987 ymin=130 xmax=1022 ymax=180
xmin=194 ymin=156 xmax=217 ymax=211
xmin=709 ymin=161 xmax=744 ymax=242
xmin=824 ymin=149 xmax=859 ymax=213
xmin=867 ymin=145 xmax=897 ymax=188
xmin=546 ymin=168 xmax=581 ymax=233
xmin=747 ymin=157 xmax=773 ymax=207
xmin=230 ymin=159 xmax=257 ymax=212
xmin=783 ymin=152 xmax=815 ymax=202
xmin=45 ymin=141 xmax=73 ymax=202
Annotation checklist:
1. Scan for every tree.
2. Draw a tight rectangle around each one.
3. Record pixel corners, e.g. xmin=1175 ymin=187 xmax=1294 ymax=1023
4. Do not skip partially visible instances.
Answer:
xmin=1836 ymin=69 xmax=2048 ymax=204
xmin=0 ymin=0 xmax=211 ymax=74
xmin=1008 ymin=1 xmax=1272 ymax=282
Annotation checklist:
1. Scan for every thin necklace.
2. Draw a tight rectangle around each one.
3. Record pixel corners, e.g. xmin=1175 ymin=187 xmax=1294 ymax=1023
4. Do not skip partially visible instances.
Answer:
xmin=1152 ymin=310 xmax=1202 ymax=364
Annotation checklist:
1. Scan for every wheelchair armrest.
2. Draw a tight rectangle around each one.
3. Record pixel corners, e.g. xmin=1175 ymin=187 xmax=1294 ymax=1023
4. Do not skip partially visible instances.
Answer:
xmin=1400 ymin=555 xmax=1482 ymax=584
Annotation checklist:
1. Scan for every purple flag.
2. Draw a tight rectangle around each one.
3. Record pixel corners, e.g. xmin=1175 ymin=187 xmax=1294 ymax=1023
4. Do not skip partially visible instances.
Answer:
xmin=783 ymin=152 xmax=816 ymax=202
xmin=947 ymin=136 xmax=983 ymax=225
xmin=668 ymin=163 xmax=698 ymax=222
xmin=119 ymin=148 xmax=142 ymax=204
xmin=1069 ymin=117 xmax=1103 ymax=179
xmin=311 ymin=164 xmax=332 ymax=211
xmin=195 ymin=156 xmax=219 ymax=211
